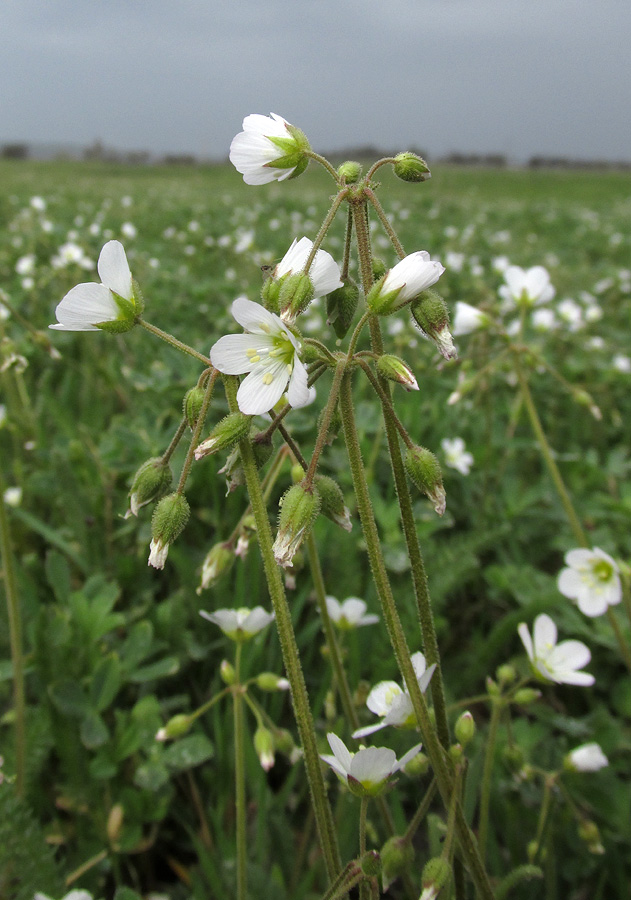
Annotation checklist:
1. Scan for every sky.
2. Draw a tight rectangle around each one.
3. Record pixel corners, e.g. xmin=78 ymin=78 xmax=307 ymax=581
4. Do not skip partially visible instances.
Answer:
xmin=2 ymin=0 xmax=630 ymax=164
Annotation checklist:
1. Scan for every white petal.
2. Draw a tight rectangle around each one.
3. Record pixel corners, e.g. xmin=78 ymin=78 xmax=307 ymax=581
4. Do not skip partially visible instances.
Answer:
xmin=326 ymin=733 xmax=352 ymax=771
xmin=366 ymin=681 xmax=402 ymax=716
xmin=411 ymin=651 xmax=427 ymax=680
xmin=51 ymin=282 xmax=119 ymax=330
xmin=548 ymin=639 xmax=591 ymax=673
xmin=242 ymin=112 xmax=290 ymax=138
xmin=97 ymin=240 xmax=132 ymax=299
xmin=286 ymin=359 xmax=312 ymax=409
xmin=325 ymin=596 xmax=342 ymax=620
xmin=576 ymin=593 xmax=609 ymax=617
xmin=237 ymin=363 xmax=288 ymax=415
xmin=517 ymin=623 xmax=534 ymax=661
xmin=533 ymin=614 xmax=557 ymax=652
xmin=565 ymin=548 xmax=594 ymax=569
xmin=243 ymin=607 xmax=275 ymax=634
xmin=231 ymin=296 xmax=283 ymax=335
xmin=558 ymin=567 xmax=581 ymax=599
xmin=352 ymin=721 xmax=388 ymax=739
xmin=340 ymin=598 xmax=367 ymax=622
xmin=393 ymin=742 xmax=424 ymax=773
xmin=418 ymin=663 xmax=436 ymax=693
xmin=350 ymin=747 xmax=396 ymax=784
xmin=320 ymin=753 xmax=349 ymax=780
xmin=200 ymin=609 xmax=238 ymax=632
xmin=210 ymin=333 xmax=272 ymax=375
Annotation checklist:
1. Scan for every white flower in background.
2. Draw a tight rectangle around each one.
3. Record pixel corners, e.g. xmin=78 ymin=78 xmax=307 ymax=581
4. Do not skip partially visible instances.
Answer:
xmin=353 ymin=652 xmax=436 ymax=739
xmin=230 ymin=113 xmax=310 ymax=185
xmin=199 ymin=606 xmax=275 ymax=641
xmin=557 ymin=547 xmax=621 ymax=617
xmin=557 ymin=298 xmax=584 ymax=331
xmin=50 ymin=241 xmax=136 ymax=332
xmin=121 ymin=222 xmax=137 ymax=239
xmin=30 ymin=195 xmax=47 ymax=211
xmin=210 ymin=297 xmax=312 ymax=416
xmin=3 ymin=486 xmax=22 ymax=507
xmin=612 ymin=354 xmax=631 ymax=373
xmin=499 ymin=265 xmax=555 ymax=309
xmin=517 ymin=613 xmax=594 ymax=686
xmin=0 ymin=404 xmax=6 ymax=427
xmin=492 ymin=255 xmax=511 ymax=272
xmin=565 ymin=742 xmax=609 ymax=772
xmin=273 ymin=236 xmax=343 ymax=299
xmin=445 ymin=251 xmax=465 ymax=273
xmin=325 ymin=596 xmax=379 ymax=631
xmin=35 ymin=892 xmax=94 ymax=900
xmin=531 ymin=308 xmax=557 ymax=331
xmin=51 ymin=241 xmax=87 ymax=269
xmin=15 ymin=254 xmax=36 ymax=276
xmin=369 ymin=251 xmax=445 ymax=314
xmin=452 ymin=301 xmax=488 ymax=336
xmin=320 ymin=733 xmax=423 ymax=797
xmin=441 ymin=437 xmax=474 ymax=475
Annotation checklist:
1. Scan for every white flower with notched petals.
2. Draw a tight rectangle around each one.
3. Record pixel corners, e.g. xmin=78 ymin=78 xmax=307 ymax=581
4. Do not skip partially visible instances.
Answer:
xmin=557 ymin=547 xmax=621 ymax=617
xmin=441 ymin=437 xmax=474 ymax=475
xmin=200 ymin=606 xmax=275 ymax=642
xmin=353 ymin=652 xmax=436 ymax=739
xmin=50 ymin=241 xmax=135 ymax=332
xmin=565 ymin=742 xmax=609 ymax=772
xmin=273 ymin=237 xmax=342 ymax=299
xmin=325 ymin=596 xmax=379 ymax=631
xmin=229 ymin=113 xmax=310 ymax=185
xmin=210 ymin=297 xmax=313 ymax=416
xmin=320 ymin=733 xmax=423 ymax=797
xmin=452 ymin=301 xmax=488 ymax=336
xmin=499 ymin=265 xmax=555 ymax=309
xmin=517 ymin=614 xmax=594 ymax=686
xmin=370 ymin=251 xmax=445 ymax=314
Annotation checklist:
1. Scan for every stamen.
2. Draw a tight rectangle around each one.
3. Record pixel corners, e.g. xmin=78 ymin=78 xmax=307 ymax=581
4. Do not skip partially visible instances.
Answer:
xmin=262 ymin=373 xmax=274 ymax=385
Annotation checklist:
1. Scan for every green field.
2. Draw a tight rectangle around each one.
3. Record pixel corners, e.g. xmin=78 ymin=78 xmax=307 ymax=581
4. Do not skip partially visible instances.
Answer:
xmin=1 ymin=158 xmax=630 ymax=899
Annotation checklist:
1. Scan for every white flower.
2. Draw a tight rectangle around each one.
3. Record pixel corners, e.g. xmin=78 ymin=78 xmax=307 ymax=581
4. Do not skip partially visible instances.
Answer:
xmin=273 ymin=236 xmax=342 ymax=299
xmin=441 ymin=437 xmax=473 ymax=475
xmin=613 ymin=354 xmax=631 ymax=373
xmin=565 ymin=742 xmax=609 ymax=772
xmin=121 ymin=222 xmax=137 ymax=239
xmin=50 ymin=241 xmax=135 ymax=332
xmin=229 ymin=113 xmax=310 ymax=185
xmin=30 ymin=195 xmax=47 ymax=211
xmin=3 ymin=486 xmax=22 ymax=507
xmin=15 ymin=254 xmax=36 ymax=276
xmin=325 ymin=596 xmax=379 ymax=630
xmin=370 ymin=251 xmax=445 ymax=313
xmin=557 ymin=298 xmax=584 ymax=331
xmin=51 ymin=241 xmax=86 ymax=269
xmin=353 ymin=652 xmax=436 ymax=739
xmin=499 ymin=265 xmax=555 ymax=309
xmin=200 ymin=606 xmax=275 ymax=641
xmin=557 ymin=547 xmax=621 ymax=617
xmin=452 ymin=301 xmax=488 ymax=336
xmin=320 ymin=733 xmax=423 ymax=797
xmin=517 ymin=613 xmax=594 ymax=686
xmin=531 ymin=308 xmax=557 ymax=331
xmin=210 ymin=297 xmax=313 ymax=416
xmin=445 ymin=251 xmax=465 ymax=272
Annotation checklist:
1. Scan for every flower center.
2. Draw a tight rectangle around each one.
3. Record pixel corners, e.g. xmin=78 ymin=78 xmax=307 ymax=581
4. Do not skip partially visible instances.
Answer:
xmin=591 ymin=559 xmax=613 ymax=582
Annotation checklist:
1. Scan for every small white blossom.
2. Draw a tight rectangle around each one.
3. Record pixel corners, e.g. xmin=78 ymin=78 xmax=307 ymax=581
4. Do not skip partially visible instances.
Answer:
xmin=210 ymin=297 xmax=313 ymax=416
xmin=3 ymin=486 xmax=22 ymax=507
xmin=565 ymin=743 xmax=609 ymax=772
xmin=452 ymin=301 xmax=488 ymax=336
xmin=325 ymin=596 xmax=379 ymax=630
xmin=121 ymin=222 xmax=137 ymax=239
xmin=612 ymin=354 xmax=631 ymax=373
xmin=30 ymin=195 xmax=47 ymax=211
xmin=320 ymin=733 xmax=423 ymax=797
xmin=273 ymin=236 xmax=342 ymax=299
xmin=372 ymin=251 xmax=445 ymax=312
xmin=200 ymin=606 xmax=275 ymax=641
xmin=353 ymin=652 xmax=436 ymax=738
xmin=15 ymin=254 xmax=36 ymax=276
xmin=230 ymin=113 xmax=309 ymax=185
xmin=499 ymin=265 xmax=555 ymax=309
xmin=557 ymin=547 xmax=621 ymax=617
xmin=517 ymin=613 xmax=594 ymax=686
xmin=441 ymin=437 xmax=474 ymax=475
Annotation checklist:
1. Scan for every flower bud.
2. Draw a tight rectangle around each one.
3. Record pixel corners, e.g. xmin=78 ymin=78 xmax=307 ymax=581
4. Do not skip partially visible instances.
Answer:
xmin=261 ymin=274 xmax=281 ymax=314
xmin=372 ymin=257 xmax=387 ymax=282
xmin=155 ymin=713 xmax=193 ymax=742
xmin=127 ymin=457 xmax=172 ymax=517
xmin=449 ymin=743 xmax=464 ymax=762
xmin=338 ymin=160 xmax=362 ymax=184
xmin=220 ymin=659 xmax=236 ymax=685
xmin=513 ymin=688 xmax=541 ymax=706
xmin=251 ymin=432 xmax=274 ymax=469
xmin=254 ymin=726 xmax=275 ymax=771
xmin=273 ymin=482 xmax=321 ymax=568
xmin=198 ymin=541 xmax=234 ymax=592
xmin=149 ymin=492 xmax=190 ymax=569
xmin=502 ymin=744 xmax=525 ymax=772
xmin=454 ymin=711 xmax=476 ymax=746
xmin=578 ymin=820 xmax=604 ymax=853
xmin=360 ymin=849 xmax=381 ymax=878
xmin=380 ymin=835 xmax=413 ymax=891
xmin=107 ymin=803 xmax=124 ymax=845
xmin=183 ymin=385 xmax=206 ymax=431
xmin=410 ymin=290 xmax=457 ymax=360
xmin=377 ymin=354 xmax=419 ymax=391
xmin=291 ymin=463 xmax=306 ymax=484
xmin=404 ymin=446 xmax=446 ymax=515
xmin=496 ymin=664 xmax=516 ymax=686
xmin=401 ymin=751 xmax=430 ymax=777
xmin=420 ymin=857 xmax=450 ymax=900
xmin=279 ymin=272 xmax=315 ymax=323
xmin=486 ymin=676 xmax=500 ymax=697
xmin=274 ymin=728 xmax=296 ymax=756
xmin=326 ymin=278 xmax=360 ymax=339
xmin=256 ymin=672 xmax=291 ymax=691
xmin=393 ymin=152 xmax=431 ymax=183
xmin=194 ymin=412 xmax=252 ymax=460
xmin=314 ymin=474 xmax=352 ymax=532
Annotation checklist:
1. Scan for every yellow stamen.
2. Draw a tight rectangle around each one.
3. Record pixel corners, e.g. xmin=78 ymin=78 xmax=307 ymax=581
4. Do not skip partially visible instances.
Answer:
xmin=262 ymin=373 xmax=274 ymax=385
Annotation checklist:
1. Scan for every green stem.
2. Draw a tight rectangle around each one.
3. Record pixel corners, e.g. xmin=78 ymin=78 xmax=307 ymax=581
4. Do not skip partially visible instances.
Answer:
xmin=403 ymin=778 xmax=438 ymax=842
xmin=606 ymin=608 xmax=631 ymax=674
xmin=341 ymin=207 xmax=354 ymax=280
xmin=136 ymin=318 xmax=212 ymax=366
xmin=224 ymin=377 xmax=342 ymax=882
xmin=303 ymin=190 xmax=348 ymax=273
xmin=364 ymin=187 xmax=406 ymax=259
xmin=0 ymin=483 xmax=26 ymax=797
xmin=162 ymin=417 xmax=189 ymax=465
xmin=358 ymin=797 xmax=370 ymax=900
xmin=478 ymin=698 xmax=503 ymax=863
xmin=304 ymin=362 xmax=345 ymax=486
xmin=305 ymin=150 xmax=341 ymax=183
xmin=233 ymin=643 xmax=247 ymax=900
xmin=177 ymin=368 xmax=218 ymax=493
xmin=356 ymin=359 xmax=414 ymax=448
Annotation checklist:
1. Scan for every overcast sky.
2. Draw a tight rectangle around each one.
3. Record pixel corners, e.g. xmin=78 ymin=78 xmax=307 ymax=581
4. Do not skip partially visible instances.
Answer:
xmin=2 ymin=0 xmax=630 ymax=163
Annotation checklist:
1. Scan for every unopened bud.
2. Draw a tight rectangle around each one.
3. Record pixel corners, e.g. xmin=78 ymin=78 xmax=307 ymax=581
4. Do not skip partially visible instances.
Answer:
xmin=127 ymin=457 xmax=172 ymax=517
xmin=411 ymin=290 xmax=457 ymax=360
xmin=454 ymin=711 xmax=475 ymax=746
xmin=338 ymin=160 xmax=362 ymax=183
xmin=404 ymin=446 xmax=446 ymax=515
xmin=261 ymin=274 xmax=281 ymax=314
xmin=578 ymin=820 xmax=603 ymax=853
xmin=314 ymin=474 xmax=352 ymax=532
xmin=149 ymin=492 xmax=190 ymax=569
xmin=106 ymin=803 xmax=124 ymax=845
xmin=486 ymin=676 xmax=500 ymax=697
xmin=279 ymin=272 xmax=314 ymax=323
xmin=502 ymin=744 xmax=525 ymax=772
xmin=155 ymin=713 xmax=193 ymax=742
xmin=273 ymin=482 xmax=321 ymax=568
xmin=402 ymin=751 xmax=430 ymax=777
xmin=183 ymin=385 xmax=206 ymax=431
xmin=360 ymin=849 xmax=381 ymax=878
xmin=198 ymin=541 xmax=234 ymax=592
xmin=254 ymin=726 xmax=275 ymax=771
xmin=326 ymin=278 xmax=360 ymax=339
xmin=380 ymin=835 xmax=413 ymax=891
xmin=195 ymin=412 xmax=251 ymax=460
xmin=513 ymin=688 xmax=541 ymax=705
xmin=449 ymin=743 xmax=464 ymax=762
xmin=377 ymin=354 xmax=419 ymax=391
xmin=393 ymin=152 xmax=430 ymax=183
xmin=496 ymin=664 xmax=516 ymax=686
xmin=372 ymin=257 xmax=387 ymax=281
xmin=274 ymin=728 xmax=295 ymax=756
xmin=291 ymin=463 xmax=305 ymax=483
xmin=220 ymin=659 xmax=236 ymax=685
xmin=420 ymin=857 xmax=450 ymax=900
xmin=256 ymin=672 xmax=291 ymax=692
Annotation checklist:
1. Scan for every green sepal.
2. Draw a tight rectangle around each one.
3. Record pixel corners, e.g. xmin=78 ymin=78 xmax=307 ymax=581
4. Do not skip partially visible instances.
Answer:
xmin=326 ymin=278 xmax=359 ymax=338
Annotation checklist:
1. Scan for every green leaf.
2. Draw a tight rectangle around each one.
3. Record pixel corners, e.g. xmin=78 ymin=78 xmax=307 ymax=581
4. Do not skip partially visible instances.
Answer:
xmin=44 ymin=550 xmax=72 ymax=603
xmin=90 ymin=652 xmax=122 ymax=711
xmin=80 ymin=709 xmax=110 ymax=749
xmin=128 ymin=656 xmax=180 ymax=683
xmin=162 ymin=734 xmax=214 ymax=771
xmin=120 ymin=620 xmax=154 ymax=669
xmin=114 ymin=887 xmax=144 ymax=900
xmin=134 ymin=760 xmax=170 ymax=791
xmin=9 ymin=507 xmax=88 ymax=573
xmin=49 ymin=679 xmax=90 ymax=716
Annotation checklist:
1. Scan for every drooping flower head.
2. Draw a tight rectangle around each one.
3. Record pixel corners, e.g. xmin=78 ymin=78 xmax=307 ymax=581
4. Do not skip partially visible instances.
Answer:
xmin=229 ymin=113 xmax=311 ymax=185
xmin=210 ymin=297 xmax=313 ymax=416
xmin=353 ymin=652 xmax=436 ymax=739
xmin=325 ymin=596 xmax=379 ymax=631
xmin=50 ymin=240 xmax=140 ymax=332
xmin=320 ymin=733 xmax=423 ymax=797
xmin=200 ymin=606 xmax=275 ymax=642
xmin=557 ymin=547 xmax=621 ymax=617
xmin=517 ymin=613 xmax=594 ymax=686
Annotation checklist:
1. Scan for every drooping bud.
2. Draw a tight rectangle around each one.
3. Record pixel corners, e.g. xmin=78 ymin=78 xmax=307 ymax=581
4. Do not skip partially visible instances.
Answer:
xmin=360 ymin=850 xmax=381 ymax=878
xmin=410 ymin=290 xmax=457 ymax=360
xmin=502 ymin=744 xmax=525 ymax=773
xmin=127 ymin=457 xmax=172 ymax=517
xmin=496 ymin=664 xmax=516 ymax=686
xmin=198 ymin=541 xmax=234 ymax=592
xmin=337 ymin=160 xmax=362 ymax=183
xmin=377 ymin=354 xmax=419 ymax=391
xmin=148 ymin=492 xmax=190 ymax=569
xmin=106 ymin=803 xmax=124 ymax=846
xmin=279 ymin=272 xmax=315 ymax=323
xmin=261 ymin=273 xmax=281 ymax=314
xmin=513 ymin=688 xmax=541 ymax=705
xmin=256 ymin=672 xmax=291 ymax=692
xmin=326 ymin=278 xmax=360 ymax=339
xmin=420 ymin=857 xmax=450 ymax=900
xmin=273 ymin=482 xmax=321 ymax=568
xmin=291 ymin=463 xmax=306 ymax=484
xmin=454 ymin=711 xmax=476 ymax=746
xmin=404 ymin=446 xmax=446 ymax=515
xmin=314 ymin=474 xmax=352 ymax=531
xmin=393 ymin=152 xmax=431 ymax=183
xmin=577 ymin=820 xmax=604 ymax=854
xmin=194 ymin=412 xmax=252 ymax=460
xmin=401 ymin=751 xmax=430 ymax=777
xmin=274 ymin=728 xmax=296 ymax=757
xmin=380 ymin=835 xmax=414 ymax=891
xmin=220 ymin=659 xmax=236 ymax=685
xmin=183 ymin=385 xmax=206 ymax=431
xmin=155 ymin=713 xmax=193 ymax=742
xmin=254 ymin=726 xmax=275 ymax=771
